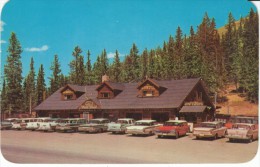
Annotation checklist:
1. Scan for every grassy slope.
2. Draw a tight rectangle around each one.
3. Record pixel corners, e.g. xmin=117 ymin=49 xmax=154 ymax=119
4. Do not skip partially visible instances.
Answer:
xmin=217 ymin=85 xmax=258 ymax=116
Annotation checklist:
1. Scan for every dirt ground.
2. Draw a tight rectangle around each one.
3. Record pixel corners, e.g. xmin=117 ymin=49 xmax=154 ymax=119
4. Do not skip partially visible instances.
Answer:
xmin=1 ymin=130 xmax=258 ymax=164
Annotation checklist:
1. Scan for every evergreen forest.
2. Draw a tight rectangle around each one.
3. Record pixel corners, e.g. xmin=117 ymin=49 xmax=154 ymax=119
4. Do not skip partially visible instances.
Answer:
xmin=1 ymin=9 xmax=258 ymax=114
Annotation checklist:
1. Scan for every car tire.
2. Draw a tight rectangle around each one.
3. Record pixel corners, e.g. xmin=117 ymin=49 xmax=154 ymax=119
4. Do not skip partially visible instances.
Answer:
xmin=149 ymin=131 xmax=153 ymax=136
xmin=229 ymin=138 xmax=233 ymax=142
xmin=248 ymin=136 xmax=253 ymax=143
xmin=112 ymin=132 xmax=116 ymax=134
xmin=196 ymin=136 xmax=200 ymax=140
xmin=175 ymin=133 xmax=179 ymax=139
xmin=213 ymin=134 xmax=218 ymax=140
xmin=158 ymin=135 xmax=162 ymax=138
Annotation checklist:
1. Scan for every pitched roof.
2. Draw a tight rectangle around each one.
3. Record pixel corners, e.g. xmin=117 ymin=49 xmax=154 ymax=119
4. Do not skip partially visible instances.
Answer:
xmin=179 ymin=105 xmax=207 ymax=113
xmin=35 ymin=78 xmax=207 ymax=111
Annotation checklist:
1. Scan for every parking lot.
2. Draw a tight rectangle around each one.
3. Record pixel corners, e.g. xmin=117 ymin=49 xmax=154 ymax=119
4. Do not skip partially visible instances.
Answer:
xmin=1 ymin=130 xmax=258 ymax=164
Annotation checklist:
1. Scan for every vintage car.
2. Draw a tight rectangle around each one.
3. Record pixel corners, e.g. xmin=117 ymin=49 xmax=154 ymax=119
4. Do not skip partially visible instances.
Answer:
xmin=193 ymin=121 xmax=227 ymax=140
xmin=0 ymin=118 xmax=17 ymax=130
xmin=225 ymin=116 xmax=258 ymax=129
xmin=37 ymin=118 xmax=61 ymax=132
xmin=78 ymin=118 xmax=110 ymax=133
xmin=107 ymin=118 xmax=135 ymax=134
xmin=26 ymin=117 xmax=51 ymax=131
xmin=155 ymin=120 xmax=190 ymax=138
xmin=56 ymin=118 xmax=87 ymax=132
xmin=11 ymin=118 xmax=36 ymax=130
xmin=126 ymin=120 xmax=160 ymax=136
xmin=225 ymin=123 xmax=258 ymax=142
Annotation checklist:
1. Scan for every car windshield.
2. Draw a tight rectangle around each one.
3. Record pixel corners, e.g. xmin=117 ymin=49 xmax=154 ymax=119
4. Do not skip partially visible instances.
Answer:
xmin=117 ymin=120 xmax=128 ymax=124
xmin=89 ymin=120 xmax=101 ymax=124
xmin=201 ymin=123 xmax=217 ymax=128
xmin=164 ymin=122 xmax=180 ymax=126
xmin=135 ymin=122 xmax=151 ymax=126
xmin=232 ymin=124 xmax=250 ymax=130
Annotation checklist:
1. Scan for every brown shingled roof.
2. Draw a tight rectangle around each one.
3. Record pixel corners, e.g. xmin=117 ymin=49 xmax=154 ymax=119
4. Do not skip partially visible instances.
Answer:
xmin=35 ymin=78 xmax=205 ymax=111
xmin=179 ymin=105 xmax=207 ymax=113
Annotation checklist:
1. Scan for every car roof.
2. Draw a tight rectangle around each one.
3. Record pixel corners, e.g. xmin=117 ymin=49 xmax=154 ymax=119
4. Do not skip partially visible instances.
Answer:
xmin=91 ymin=118 xmax=109 ymax=121
xmin=136 ymin=120 xmax=156 ymax=123
xmin=118 ymin=118 xmax=134 ymax=121
xmin=166 ymin=120 xmax=187 ymax=123
xmin=202 ymin=121 xmax=221 ymax=124
xmin=62 ymin=118 xmax=86 ymax=120
xmin=233 ymin=123 xmax=255 ymax=126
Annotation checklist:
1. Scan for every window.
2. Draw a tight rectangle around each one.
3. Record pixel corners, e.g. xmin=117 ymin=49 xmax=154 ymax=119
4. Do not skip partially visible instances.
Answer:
xmin=64 ymin=94 xmax=73 ymax=100
xmin=143 ymin=90 xmax=154 ymax=97
xmin=101 ymin=92 xmax=110 ymax=98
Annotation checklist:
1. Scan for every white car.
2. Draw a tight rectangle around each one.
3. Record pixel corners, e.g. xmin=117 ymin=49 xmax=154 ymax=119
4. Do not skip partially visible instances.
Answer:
xmin=107 ymin=118 xmax=135 ymax=134
xmin=12 ymin=118 xmax=36 ymax=130
xmin=26 ymin=117 xmax=51 ymax=131
xmin=193 ymin=121 xmax=227 ymax=140
xmin=37 ymin=118 xmax=61 ymax=132
xmin=126 ymin=120 xmax=160 ymax=136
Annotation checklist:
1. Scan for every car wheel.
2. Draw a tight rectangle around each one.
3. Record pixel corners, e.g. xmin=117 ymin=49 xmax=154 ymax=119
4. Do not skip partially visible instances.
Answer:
xmin=149 ymin=131 xmax=153 ymax=136
xmin=248 ymin=136 xmax=253 ymax=143
xmin=175 ymin=133 xmax=179 ymax=139
xmin=112 ymin=132 xmax=116 ymax=134
xmin=158 ymin=135 xmax=162 ymax=138
xmin=229 ymin=138 xmax=233 ymax=142
xmin=196 ymin=136 xmax=200 ymax=140
xmin=213 ymin=134 xmax=218 ymax=140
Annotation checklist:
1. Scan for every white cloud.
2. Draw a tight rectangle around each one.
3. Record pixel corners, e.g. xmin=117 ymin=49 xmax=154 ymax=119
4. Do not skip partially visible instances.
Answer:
xmin=0 ymin=20 xmax=6 ymax=32
xmin=107 ymin=52 xmax=125 ymax=59
xmin=25 ymin=45 xmax=49 ymax=52
xmin=0 ymin=40 xmax=6 ymax=44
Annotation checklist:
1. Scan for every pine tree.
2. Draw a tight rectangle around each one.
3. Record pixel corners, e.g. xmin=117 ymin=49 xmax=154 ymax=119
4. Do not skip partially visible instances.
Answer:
xmin=50 ymin=55 xmax=61 ymax=93
xmin=92 ymin=56 xmax=102 ymax=83
xmin=23 ymin=57 xmax=36 ymax=112
xmin=4 ymin=32 xmax=23 ymax=113
xmin=100 ymin=49 xmax=109 ymax=75
xmin=1 ymin=80 xmax=8 ymax=113
xmin=111 ymin=50 xmax=121 ymax=82
xmin=241 ymin=8 xmax=258 ymax=102
xmin=140 ymin=48 xmax=148 ymax=79
xmin=85 ymin=50 xmax=93 ymax=85
xmin=69 ymin=46 xmax=85 ymax=85
xmin=36 ymin=64 xmax=46 ymax=105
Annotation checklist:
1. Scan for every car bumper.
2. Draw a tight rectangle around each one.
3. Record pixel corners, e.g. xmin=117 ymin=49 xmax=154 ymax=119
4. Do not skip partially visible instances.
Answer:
xmin=126 ymin=130 xmax=149 ymax=135
xmin=78 ymin=127 xmax=98 ymax=133
xmin=26 ymin=127 xmax=38 ymax=130
xmin=155 ymin=132 xmax=177 ymax=137
xmin=225 ymin=135 xmax=250 ymax=140
xmin=56 ymin=127 xmax=73 ymax=132
xmin=108 ymin=128 xmax=125 ymax=133
xmin=193 ymin=133 xmax=214 ymax=138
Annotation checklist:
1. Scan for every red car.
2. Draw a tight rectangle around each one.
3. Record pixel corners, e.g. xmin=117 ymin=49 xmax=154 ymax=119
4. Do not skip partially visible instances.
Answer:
xmin=155 ymin=120 xmax=190 ymax=139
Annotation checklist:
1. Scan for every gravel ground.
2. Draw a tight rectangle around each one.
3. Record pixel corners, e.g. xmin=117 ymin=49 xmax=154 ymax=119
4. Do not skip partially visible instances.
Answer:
xmin=0 ymin=130 xmax=259 ymax=164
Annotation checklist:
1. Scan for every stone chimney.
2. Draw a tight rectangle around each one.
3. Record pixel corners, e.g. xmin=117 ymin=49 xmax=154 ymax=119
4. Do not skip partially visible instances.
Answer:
xmin=102 ymin=74 xmax=109 ymax=83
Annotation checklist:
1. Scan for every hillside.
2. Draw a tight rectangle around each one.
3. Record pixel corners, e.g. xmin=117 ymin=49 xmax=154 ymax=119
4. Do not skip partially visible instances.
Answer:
xmin=217 ymin=20 xmax=241 ymax=36
xmin=217 ymin=85 xmax=258 ymax=116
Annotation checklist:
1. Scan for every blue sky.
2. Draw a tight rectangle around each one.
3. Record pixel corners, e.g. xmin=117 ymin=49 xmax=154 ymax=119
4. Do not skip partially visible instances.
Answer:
xmin=0 ymin=0 xmax=257 ymax=85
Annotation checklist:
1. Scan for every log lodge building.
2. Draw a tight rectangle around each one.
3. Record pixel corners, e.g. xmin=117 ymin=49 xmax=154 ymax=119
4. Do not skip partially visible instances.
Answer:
xmin=34 ymin=76 xmax=215 ymax=123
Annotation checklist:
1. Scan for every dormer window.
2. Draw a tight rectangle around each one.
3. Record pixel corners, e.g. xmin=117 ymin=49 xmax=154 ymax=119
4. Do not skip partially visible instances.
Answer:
xmin=96 ymin=80 xmax=124 ymax=99
xmin=137 ymin=78 xmax=167 ymax=98
xmin=143 ymin=90 xmax=154 ymax=97
xmin=101 ymin=92 xmax=110 ymax=98
xmin=64 ymin=94 xmax=73 ymax=100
